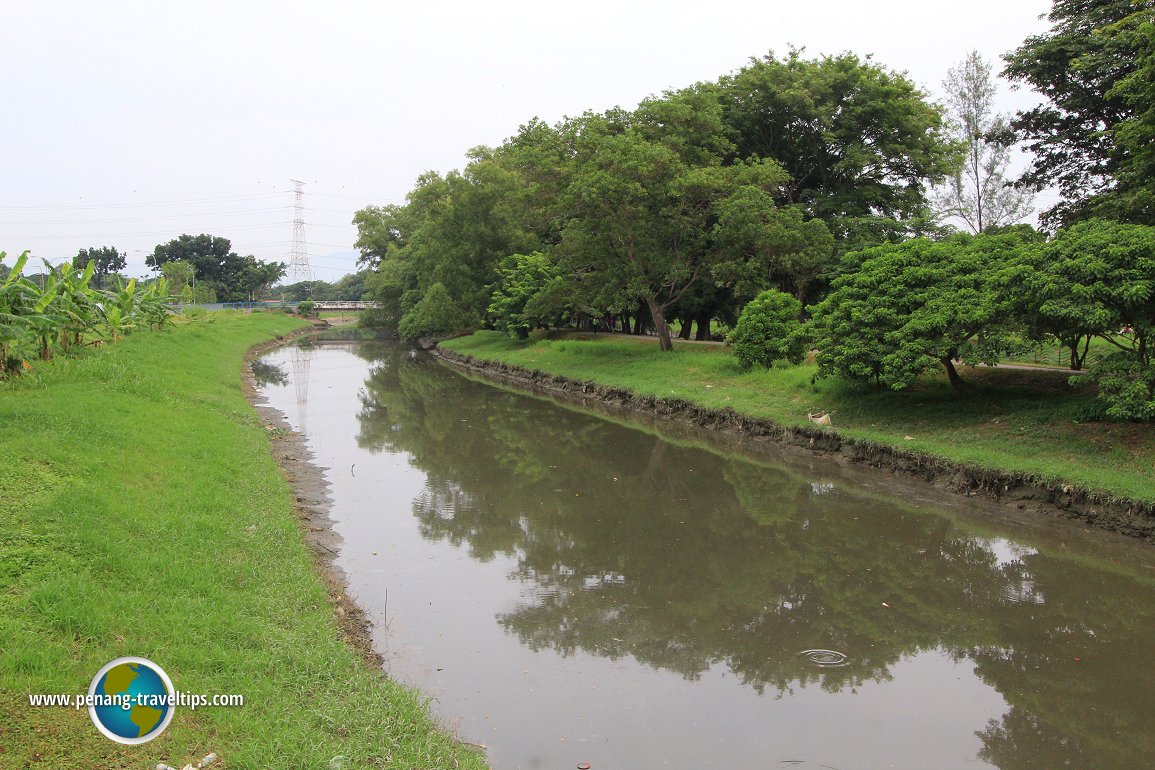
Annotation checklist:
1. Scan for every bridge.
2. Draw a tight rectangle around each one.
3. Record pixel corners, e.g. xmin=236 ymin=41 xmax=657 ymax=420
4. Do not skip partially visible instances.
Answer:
xmin=177 ymin=300 xmax=382 ymax=311
xmin=311 ymin=300 xmax=380 ymax=310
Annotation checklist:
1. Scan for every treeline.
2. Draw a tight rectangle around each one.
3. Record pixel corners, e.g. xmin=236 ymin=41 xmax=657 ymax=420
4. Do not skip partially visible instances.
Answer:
xmin=277 ymin=271 xmax=369 ymax=302
xmin=354 ymin=1 xmax=1155 ymax=418
xmin=355 ymin=49 xmax=957 ymax=348
xmin=0 ymin=251 xmax=172 ymax=374
xmin=146 ymin=234 xmax=286 ymax=303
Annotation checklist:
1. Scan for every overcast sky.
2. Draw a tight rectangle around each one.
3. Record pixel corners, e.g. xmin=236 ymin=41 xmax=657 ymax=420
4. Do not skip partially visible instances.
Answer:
xmin=0 ymin=0 xmax=1054 ymax=281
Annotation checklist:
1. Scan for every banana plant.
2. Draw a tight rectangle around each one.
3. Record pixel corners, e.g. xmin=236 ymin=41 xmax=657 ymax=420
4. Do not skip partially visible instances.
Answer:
xmin=28 ymin=266 xmax=62 ymax=360
xmin=52 ymin=260 xmax=98 ymax=353
xmin=0 ymin=251 xmax=35 ymax=369
xmin=136 ymin=276 xmax=173 ymax=331
xmin=97 ymin=278 xmax=138 ymax=343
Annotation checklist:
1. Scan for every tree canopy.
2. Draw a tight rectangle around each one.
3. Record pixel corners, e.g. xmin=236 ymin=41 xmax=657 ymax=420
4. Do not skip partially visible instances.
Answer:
xmin=717 ymin=50 xmax=960 ymax=246
xmin=354 ymin=49 xmax=956 ymax=349
xmin=809 ymin=232 xmax=1034 ymax=394
xmin=146 ymin=234 xmax=286 ymax=301
xmin=1002 ymin=0 xmax=1150 ymax=227
xmin=73 ymin=246 xmax=126 ymax=288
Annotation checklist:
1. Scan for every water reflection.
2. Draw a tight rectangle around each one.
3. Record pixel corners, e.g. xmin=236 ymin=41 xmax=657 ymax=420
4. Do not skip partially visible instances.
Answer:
xmin=273 ymin=343 xmax=1155 ymax=768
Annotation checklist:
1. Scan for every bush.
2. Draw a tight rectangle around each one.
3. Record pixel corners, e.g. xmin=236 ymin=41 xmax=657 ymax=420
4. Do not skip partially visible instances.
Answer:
xmin=1078 ymin=351 xmax=1155 ymax=421
xmin=728 ymin=289 xmax=806 ymax=370
xmin=296 ymin=299 xmax=316 ymax=317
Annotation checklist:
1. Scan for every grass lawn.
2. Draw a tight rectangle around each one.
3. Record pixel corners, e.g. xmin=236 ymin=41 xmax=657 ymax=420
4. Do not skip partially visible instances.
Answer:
xmin=0 ymin=312 xmax=485 ymax=769
xmin=442 ymin=331 xmax=1155 ymax=503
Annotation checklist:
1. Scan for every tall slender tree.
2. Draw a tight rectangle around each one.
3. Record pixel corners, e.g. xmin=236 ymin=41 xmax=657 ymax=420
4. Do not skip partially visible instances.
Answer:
xmin=935 ymin=51 xmax=1033 ymax=232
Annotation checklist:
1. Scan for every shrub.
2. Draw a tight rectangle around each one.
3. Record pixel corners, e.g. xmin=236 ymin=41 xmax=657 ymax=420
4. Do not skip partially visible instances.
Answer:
xmin=1078 ymin=351 xmax=1155 ymax=421
xmin=728 ymin=289 xmax=806 ymax=370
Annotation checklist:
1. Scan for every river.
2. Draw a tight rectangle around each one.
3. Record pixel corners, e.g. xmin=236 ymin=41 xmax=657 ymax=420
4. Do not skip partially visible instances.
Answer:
xmin=255 ymin=340 xmax=1155 ymax=770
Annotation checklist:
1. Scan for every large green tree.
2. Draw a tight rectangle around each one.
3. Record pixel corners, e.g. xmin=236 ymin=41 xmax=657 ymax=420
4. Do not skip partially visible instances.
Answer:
xmin=717 ymin=49 xmax=960 ymax=246
xmin=1002 ymin=0 xmax=1151 ymax=227
xmin=1107 ymin=19 xmax=1155 ymax=223
xmin=146 ymin=234 xmax=283 ymax=302
xmin=73 ymin=246 xmax=125 ymax=289
xmin=559 ymin=97 xmax=792 ymax=351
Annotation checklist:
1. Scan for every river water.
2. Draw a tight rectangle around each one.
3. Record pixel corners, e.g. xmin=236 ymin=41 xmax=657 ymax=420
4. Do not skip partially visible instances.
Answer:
xmin=256 ymin=340 xmax=1155 ymax=770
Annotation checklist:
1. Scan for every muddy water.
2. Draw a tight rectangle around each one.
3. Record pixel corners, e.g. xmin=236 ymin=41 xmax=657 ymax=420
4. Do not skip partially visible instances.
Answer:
xmin=256 ymin=341 xmax=1155 ymax=770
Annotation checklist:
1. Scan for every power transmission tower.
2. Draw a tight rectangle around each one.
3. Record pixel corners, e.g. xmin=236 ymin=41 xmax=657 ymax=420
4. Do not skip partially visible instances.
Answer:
xmin=288 ymin=179 xmax=312 ymax=281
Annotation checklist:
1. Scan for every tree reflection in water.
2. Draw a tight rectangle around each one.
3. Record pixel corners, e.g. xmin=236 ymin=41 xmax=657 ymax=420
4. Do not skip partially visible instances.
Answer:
xmin=353 ymin=345 xmax=1155 ymax=768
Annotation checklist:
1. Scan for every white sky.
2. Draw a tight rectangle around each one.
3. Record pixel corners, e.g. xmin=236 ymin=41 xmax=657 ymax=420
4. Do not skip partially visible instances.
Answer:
xmin=0 ymin=0 xmax=1054 ymax=280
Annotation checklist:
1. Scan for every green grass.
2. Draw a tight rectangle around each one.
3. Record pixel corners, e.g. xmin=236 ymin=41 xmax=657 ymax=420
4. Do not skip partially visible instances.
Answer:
xmin=0 ymin=314 xmax=486 ymax=769
xmin=443 ymin=331 xmax=1155 ymax=503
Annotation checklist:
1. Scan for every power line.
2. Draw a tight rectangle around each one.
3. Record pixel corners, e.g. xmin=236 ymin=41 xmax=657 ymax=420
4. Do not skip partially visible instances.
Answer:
xmin=0 ymin=206 xmax=292 ymax=225
xmin=2 ymin=222 xmax=295 ymax=239
xmin=0 ymin=193 xmax=285 ymax=212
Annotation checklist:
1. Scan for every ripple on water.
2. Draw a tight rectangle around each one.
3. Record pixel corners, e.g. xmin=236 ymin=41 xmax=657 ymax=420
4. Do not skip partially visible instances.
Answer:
xmin=798 ymin=649 xmax=849 ymax=667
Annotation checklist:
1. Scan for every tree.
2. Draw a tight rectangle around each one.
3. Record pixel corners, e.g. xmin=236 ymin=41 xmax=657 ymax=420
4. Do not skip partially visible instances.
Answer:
xmin=809 ymin=232 xmax=1031 ymax=395
xmin=147 ymin=234 xmax=283 ymax=302
xmin=487 ymin=252 xmax=563 ymax=339
xmin=934 ymin=51 xmax=1033 ymax=232
xmin=236 ymin=256 xmax=286 ymax=300
xmin=1002 ymin=0 xmax=1149 ymax=227
xmin=717 ymin=50 xmax=961 ymax=247
xmin=712 ymin=195 xmax=835 ymax=307
xmin=160 ymin=260 xmax=195 ymax=300
xmin=73 ymin=246 xmax=126 ymax=289
xmin=1018 ymin=219 xmax=1155 ymax=418
xmin=560 ymin=94 xmax=792 ymax=351
xmin=727 ymin=289 xmax=807 ymax=370
xmin=396 ymin=282 xmax=469 ymax=344
xmin=1107 ymin=19 xmax=1155 ymax=223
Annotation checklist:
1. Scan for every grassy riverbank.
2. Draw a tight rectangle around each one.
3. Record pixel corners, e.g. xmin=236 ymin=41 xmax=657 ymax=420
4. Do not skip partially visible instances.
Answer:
xmin=0 ymin=313 xmax=485 ymax=768
xmin=442 ymin=331 xmax=1155 ymax=504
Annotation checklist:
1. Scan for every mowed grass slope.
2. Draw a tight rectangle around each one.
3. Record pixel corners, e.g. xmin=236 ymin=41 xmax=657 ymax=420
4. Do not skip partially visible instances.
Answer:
xmin=442 ymin=331 xmax=1155 ymax=503
xmin=0 ymin=313 xmax=485 ymax=769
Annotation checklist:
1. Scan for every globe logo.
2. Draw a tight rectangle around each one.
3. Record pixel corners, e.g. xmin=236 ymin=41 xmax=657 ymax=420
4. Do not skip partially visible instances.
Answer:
xmin=88 ymin=657 xmax=175 ymax=744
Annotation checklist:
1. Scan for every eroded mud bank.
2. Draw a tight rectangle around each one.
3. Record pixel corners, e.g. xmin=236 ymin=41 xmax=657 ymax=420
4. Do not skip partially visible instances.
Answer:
xmin=433 ymin=347 xmax=1155 ymax=541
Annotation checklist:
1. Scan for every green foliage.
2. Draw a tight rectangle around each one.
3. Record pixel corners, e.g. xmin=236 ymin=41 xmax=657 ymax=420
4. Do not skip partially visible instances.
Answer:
xmin=357 ymin=49 xmax=957 ymax=349
xmin=809 ymin=233 xmax=1029 ymax=393
xmin=160 ymin=259 xmax=194 ymax=299
xmin=728 ymin=289 xmax=806 ymax=370
xmin=147 ymin=233 xmax=286 ymax=301
xmin=397 ymin=282 xmax=469 ymax=343
xmin=1108 ymin=19 xmax=1155 ymax=224
xmin=1019 ymin=219 xmax=1155 ymax=418
xmin=72 ymin=246 xmax=125 ymax=288
xmin=0 ymin=250 xmax=172 ymax=371
xmin=296 ymin=299 xmax=316 ymax=317
xmin=717 ymin=49 xmax=960 ymax=246
xmin=1081 ymin=351 xmax=1155 ymax=420
xmin=1003 ymin=0 xmax=1149 ymax=227
xmin=487 ymin=252 xmax=562 ymax=338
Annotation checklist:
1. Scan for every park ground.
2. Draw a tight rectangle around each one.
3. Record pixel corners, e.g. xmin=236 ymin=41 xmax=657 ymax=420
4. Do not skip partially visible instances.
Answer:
xmin=0 ymin=312 xmax=485 ymax=769
xmin=441 ymin=331 xmax=1155 ymax=505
